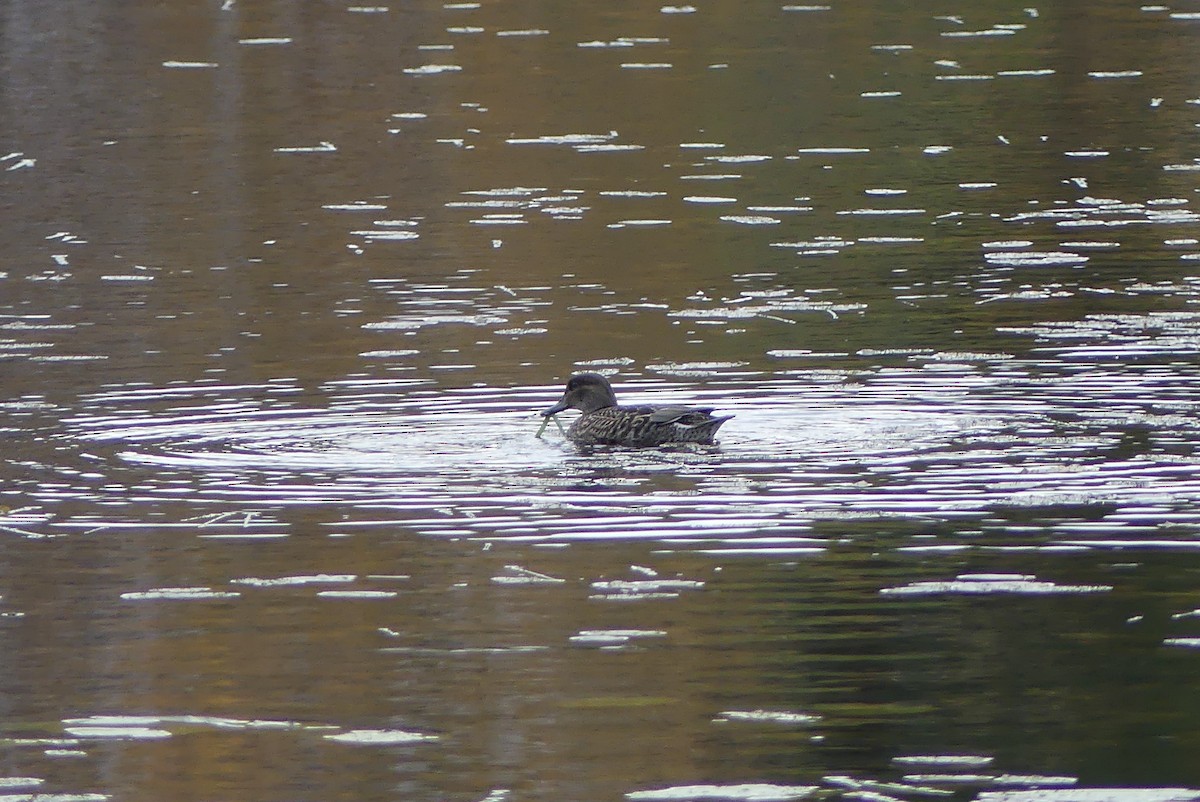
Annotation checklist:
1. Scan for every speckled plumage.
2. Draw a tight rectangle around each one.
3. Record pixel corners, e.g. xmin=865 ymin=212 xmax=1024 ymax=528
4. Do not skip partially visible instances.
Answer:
xmin=542 ymin=373 xmax=732 ymax=447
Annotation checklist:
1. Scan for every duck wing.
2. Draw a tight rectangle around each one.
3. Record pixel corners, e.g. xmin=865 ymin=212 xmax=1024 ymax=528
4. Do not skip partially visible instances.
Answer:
xmin=646 ymin=405 xmax=720 ymax=425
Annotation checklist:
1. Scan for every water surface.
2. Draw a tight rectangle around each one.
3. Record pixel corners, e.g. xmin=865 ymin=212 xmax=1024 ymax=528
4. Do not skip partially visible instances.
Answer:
xmin=3 ymin=2 xmax=1200 ymax=800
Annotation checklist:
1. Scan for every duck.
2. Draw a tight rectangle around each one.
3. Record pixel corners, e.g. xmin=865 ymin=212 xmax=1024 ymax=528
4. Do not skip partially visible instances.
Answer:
xmin=541 ymin=372 xmax=732 ymax=447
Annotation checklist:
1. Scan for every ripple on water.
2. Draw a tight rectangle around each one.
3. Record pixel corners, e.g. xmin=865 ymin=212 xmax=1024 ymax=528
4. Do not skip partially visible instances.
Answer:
xmin=45 ymin=357 xmax=1200 ymax=554
xmin=323 ymin=729 xmax=438 ymax=744
xmin=626 ymin=785 xmax=819 ymax=801
xmin=714 ymin=710 xmax=821 ymax=726
xmin=977 ymin=792 xmax=1200 ymax=802
xmin=46 ymin=714 xmax=435 ymax=748
xmin=880 ymin=574 xmax=1114 ymax=596
xmin=120 ymin=587 xmax=242 ymax=601
xmin=983 ymin=251 xmax=1088 ymax=266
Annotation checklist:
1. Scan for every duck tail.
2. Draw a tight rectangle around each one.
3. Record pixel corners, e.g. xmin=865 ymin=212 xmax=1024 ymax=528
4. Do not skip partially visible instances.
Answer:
xmin=679 ymin=414 xmax=733 ymax=431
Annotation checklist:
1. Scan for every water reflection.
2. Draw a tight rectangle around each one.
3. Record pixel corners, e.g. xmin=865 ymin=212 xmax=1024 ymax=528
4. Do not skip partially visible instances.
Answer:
xmin=5 ymin=0 xmax=1200 ymax=799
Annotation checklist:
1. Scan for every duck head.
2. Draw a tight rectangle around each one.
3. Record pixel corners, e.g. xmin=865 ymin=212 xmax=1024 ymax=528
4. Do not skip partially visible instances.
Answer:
xmin=542 ymin=373 xmax=619 ymax=416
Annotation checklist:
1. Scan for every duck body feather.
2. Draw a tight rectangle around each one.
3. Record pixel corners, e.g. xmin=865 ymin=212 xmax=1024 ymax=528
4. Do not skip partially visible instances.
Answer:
xmin=567 ymin=405 xmax=731 ymax=446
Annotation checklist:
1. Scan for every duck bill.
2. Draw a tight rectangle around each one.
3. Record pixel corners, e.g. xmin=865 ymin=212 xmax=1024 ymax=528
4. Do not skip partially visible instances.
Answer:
xmin=542 ymin=397 xmax=570 ymax=417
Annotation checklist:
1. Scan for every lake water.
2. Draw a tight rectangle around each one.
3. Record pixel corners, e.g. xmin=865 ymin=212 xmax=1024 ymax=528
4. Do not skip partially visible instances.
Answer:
xmin=3 ymin=1 xmax=1200 ymax=800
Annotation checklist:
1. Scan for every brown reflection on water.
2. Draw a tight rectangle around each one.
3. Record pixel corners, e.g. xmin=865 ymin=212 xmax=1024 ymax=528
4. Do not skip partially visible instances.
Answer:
xmin=4 ymin=0 xmax=1200 ymax=800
